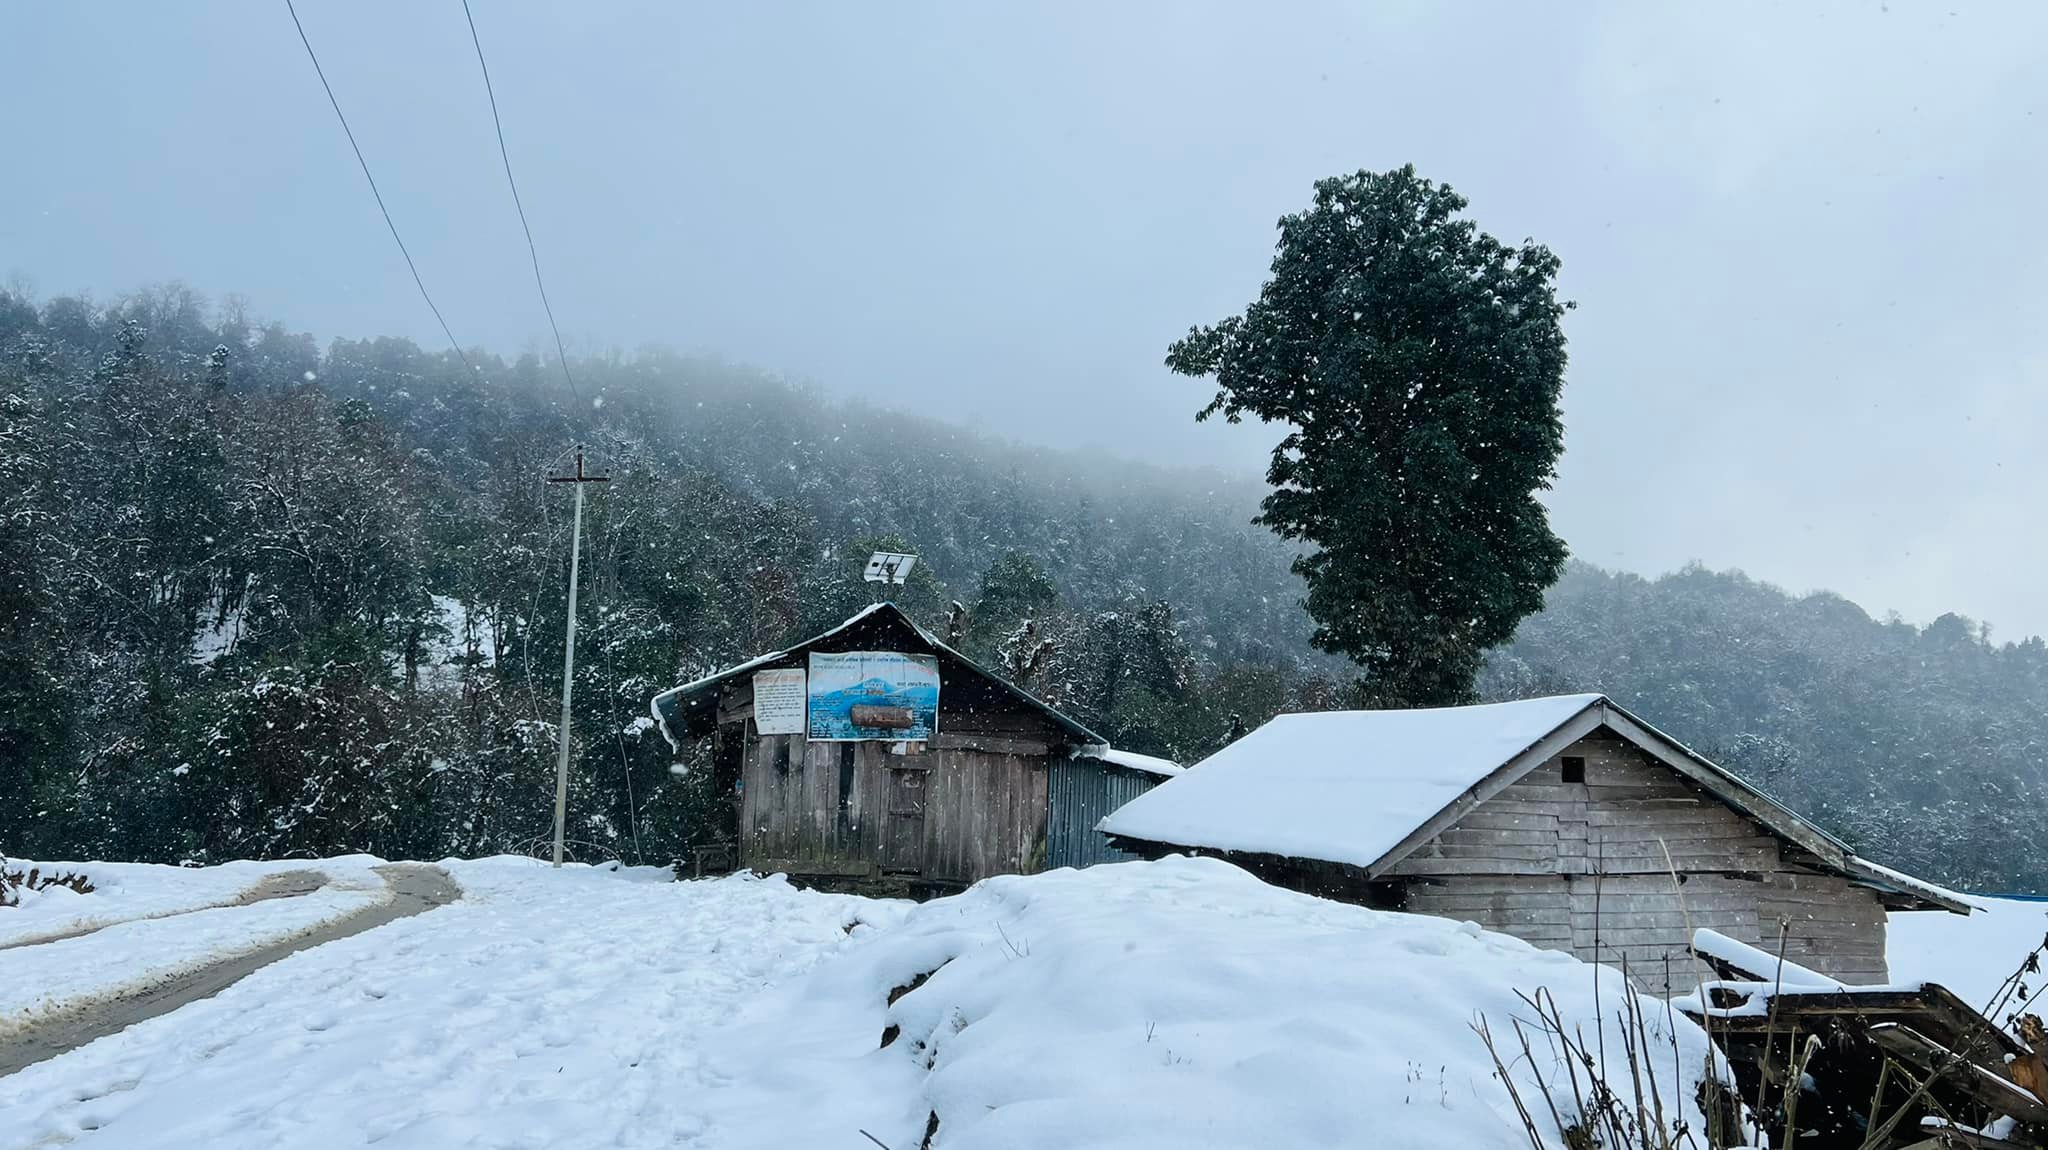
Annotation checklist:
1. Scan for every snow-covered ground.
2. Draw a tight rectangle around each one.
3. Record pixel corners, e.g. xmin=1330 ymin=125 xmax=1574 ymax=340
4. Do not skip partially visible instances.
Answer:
xmin=3 ymin=855 xmax=1720 ymax=1149
xmin=0 ymin=855 xmax=386 ymax=948
xmin=736 ymin=855 xmax=1721 ymax=1149
xmin=1889 ymin=895 xmax=2048 ymax=1011
xmin=1 ymin=884 xmax=389 ymax=1042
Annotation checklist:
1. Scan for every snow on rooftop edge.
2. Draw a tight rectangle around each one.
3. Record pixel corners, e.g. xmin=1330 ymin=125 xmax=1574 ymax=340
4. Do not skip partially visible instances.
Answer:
xmin=1100 ymin=694 xmax=1605 ymax=870
xmin=649 ymin=602 xmax=1108 ymax=750
xmin=1090 ymin=747 xmax=1183 ymax=777
xmin=1850 ymin=854 xmax=1973 ymax=912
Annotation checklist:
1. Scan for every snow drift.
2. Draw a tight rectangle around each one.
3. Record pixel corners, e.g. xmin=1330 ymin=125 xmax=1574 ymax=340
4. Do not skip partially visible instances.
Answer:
xmin=5 ymin=854 xmax=1726 ymax=1149
xmin=711 ymin=855 xmax=1725 ymax=1149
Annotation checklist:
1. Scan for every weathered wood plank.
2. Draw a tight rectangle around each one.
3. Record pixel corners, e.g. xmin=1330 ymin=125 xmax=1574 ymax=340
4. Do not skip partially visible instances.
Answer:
xmin=1431 ymin=828 xmax=1559 ymax=848
xmin=930 ymin=732 xmax=1050 ymax=756
xmin=1388 ymin=858 xmax=1560 ymax=876
xmin=1448 ymin=810 xmax=1562 ymax=831
xmin=1409 ymin=894 xmax=1573 ymax=911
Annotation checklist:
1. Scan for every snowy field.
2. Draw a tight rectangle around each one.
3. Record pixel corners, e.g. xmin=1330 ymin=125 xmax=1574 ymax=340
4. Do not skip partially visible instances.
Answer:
xmin=1888 ymin=893 xmax=2048 ymax=1011
xmin=1 ymin=854 xmax=1723 ymax=1150
xmin=0 ymin=856 xmax=385 ymax=949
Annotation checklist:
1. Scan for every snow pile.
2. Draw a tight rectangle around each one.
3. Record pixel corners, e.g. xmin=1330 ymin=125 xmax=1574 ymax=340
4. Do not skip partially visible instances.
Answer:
xmin=0 ymin=888 xmax=388 ymax=1040
xmin=1890 ymin=895 xmax=2048 ymax=1010
xmin=1692 ymin=928 xmax=1844 ymax=989
xmin=1101 ymin=694 xmax=1603 ymax=866
xmin=5 ymin=856 xmax=1722 ymax=1149
xmin=0 ymin=857 xmax=392 ymax=1040
xmin=0 ymin=855 xmax=382 ymax=948
xmin=0 ymin=859 xmax=905 ymax=1150
xmin=718 ymin=855 xmax=1723 ymax=1149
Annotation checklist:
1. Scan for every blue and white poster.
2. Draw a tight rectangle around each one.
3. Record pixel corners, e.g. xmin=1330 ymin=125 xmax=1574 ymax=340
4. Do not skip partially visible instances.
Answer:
xmin=806 ymin=651 xmax=940 ymax=742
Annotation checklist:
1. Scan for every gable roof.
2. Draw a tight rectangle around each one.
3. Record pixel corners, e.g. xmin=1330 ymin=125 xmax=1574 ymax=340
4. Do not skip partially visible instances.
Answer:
xmin=1100 ymin=693 xmax=1967 ymax=914
xmin=649 ymin=601 xmax=1108 ymax=750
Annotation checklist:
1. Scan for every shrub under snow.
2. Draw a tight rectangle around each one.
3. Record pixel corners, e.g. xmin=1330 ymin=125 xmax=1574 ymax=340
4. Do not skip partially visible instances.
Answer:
xmin=714 ymin=855 xmax=1725 ymax=1149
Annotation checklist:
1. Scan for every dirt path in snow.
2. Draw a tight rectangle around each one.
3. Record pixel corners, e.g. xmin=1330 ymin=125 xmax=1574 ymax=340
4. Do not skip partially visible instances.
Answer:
xmin=0 ymin=865 xmax=459 ymax=1078
xmin=0 ymin=868 xmax=330 ymax=952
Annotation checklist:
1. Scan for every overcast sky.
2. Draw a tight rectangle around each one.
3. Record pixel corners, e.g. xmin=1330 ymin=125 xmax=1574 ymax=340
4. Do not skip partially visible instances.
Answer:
xmin=6 ymin=2 xmax=2045 ymax=639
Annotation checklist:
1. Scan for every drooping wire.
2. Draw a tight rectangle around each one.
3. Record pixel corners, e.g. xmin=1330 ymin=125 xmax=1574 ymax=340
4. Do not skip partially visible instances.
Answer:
xmin=459 ymin=0 xmax=583 ymax=407
xmin=590 ymin=464 xmax=647 ymax=865
xmin=283 ymin=0 xmax=474 ymax=375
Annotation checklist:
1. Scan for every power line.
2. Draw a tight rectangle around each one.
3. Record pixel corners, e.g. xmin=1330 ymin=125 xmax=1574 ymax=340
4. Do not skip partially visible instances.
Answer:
xmin=460 ymin=0 xmax=582 ymax=406
xmin=283 ymin=0 xmax=474 ymax=374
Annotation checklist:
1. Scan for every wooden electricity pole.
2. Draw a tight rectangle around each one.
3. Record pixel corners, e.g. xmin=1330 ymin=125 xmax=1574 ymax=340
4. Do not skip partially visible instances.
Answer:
xmin=547 ymin=445 xmax=609 ymax=867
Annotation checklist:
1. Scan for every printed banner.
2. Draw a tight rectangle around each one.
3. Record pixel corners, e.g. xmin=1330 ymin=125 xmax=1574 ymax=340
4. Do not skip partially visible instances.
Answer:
xmin=752 ymin=668 xmax=806 ymax=735
xmin=806 ymin=651 xmax=940 ymax=742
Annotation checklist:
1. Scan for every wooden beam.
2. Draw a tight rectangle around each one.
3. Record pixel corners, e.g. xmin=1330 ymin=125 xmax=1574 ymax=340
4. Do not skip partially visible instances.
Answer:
xmin=1595 ymin=703 xmax=1852 ymax=871
xmin=1867 ymin=1023 xmax=2048 ymax=1125
xmin=753 ymin=858 xmax=876 ymax=879
xmin=931 ymin=733 xmax=1050 ymax=756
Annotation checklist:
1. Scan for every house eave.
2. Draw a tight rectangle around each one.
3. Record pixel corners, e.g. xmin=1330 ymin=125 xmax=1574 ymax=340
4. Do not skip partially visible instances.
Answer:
xmin=650 ymin=602 xmax=1107 ymax=750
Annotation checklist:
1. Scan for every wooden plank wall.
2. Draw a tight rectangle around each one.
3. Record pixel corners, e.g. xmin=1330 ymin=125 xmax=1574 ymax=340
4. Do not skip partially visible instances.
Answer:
xmin=735 ymin=683 xmax=1062 ymax=885
xmin=919 ymin=749 xmax=1050 ymax=883
xmin=1394 ymin=732 xmax=1890 ymax=993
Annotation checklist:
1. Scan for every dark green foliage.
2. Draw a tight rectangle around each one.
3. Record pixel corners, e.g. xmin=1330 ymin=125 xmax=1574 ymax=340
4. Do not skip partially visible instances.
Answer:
xmin=0 ymin=285 xmax=1330 ymax=865
xmin=965 ymin=552 xmax=1060 ymax=660
xmin=1168 ymin=165 xmax=1571 ymax=705
xmin=12 ymin=283 xmax=2044 ymax=893
xmin=1482 ymin=562 xmax=2048 ymax=892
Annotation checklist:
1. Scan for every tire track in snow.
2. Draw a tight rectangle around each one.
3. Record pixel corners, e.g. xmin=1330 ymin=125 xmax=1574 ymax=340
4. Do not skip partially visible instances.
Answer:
xmin=0 ymin=865 xmax=458 ymax=1078
xmin=0 ymin=870 xmax=328 ymax=952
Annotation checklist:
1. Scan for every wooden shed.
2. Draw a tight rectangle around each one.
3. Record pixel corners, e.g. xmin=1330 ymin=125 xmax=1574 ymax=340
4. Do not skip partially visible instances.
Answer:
xmin=651 ymin=602 xmax=1180 ymax=896
xmin=1101 ymin=694 xmax=1968 ymax=993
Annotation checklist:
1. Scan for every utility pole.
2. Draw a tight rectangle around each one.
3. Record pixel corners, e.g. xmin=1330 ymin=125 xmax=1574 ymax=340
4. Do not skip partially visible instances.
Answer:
xmin=547 ymin=445 xmax=609 ymax=867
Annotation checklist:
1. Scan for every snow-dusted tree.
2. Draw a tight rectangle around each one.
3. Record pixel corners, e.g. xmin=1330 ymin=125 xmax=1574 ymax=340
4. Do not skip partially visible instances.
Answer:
xmin=967 ymin=551 xmax=1059 ymax=662
xmin=1168 ymin=165 xmax=1571 ymax=706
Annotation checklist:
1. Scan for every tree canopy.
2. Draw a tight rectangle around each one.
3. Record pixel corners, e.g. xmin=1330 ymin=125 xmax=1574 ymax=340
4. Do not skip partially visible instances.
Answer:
xmin=8 ymin=284 xmax=2048 ymax=893
xmin=1168 ymin=165 xmax=1571 ymax=705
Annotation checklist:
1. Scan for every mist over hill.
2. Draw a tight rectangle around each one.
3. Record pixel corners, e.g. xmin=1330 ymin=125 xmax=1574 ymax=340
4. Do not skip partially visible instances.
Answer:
xmin=4 ymin=286 xmax=2042 ymax=891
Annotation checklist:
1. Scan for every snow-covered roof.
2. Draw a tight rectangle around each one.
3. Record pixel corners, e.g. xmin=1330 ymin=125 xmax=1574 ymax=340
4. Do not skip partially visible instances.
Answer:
xmin=1101 ymin=695 xmax=1602 ymax=870
xmin=1083 ymin=748 xmax=1183 ymax=778
xmin=1100 ymin=693 xmax=1970 ymax=915
xmin=648 ymin=602 xmax=1107 ymax=751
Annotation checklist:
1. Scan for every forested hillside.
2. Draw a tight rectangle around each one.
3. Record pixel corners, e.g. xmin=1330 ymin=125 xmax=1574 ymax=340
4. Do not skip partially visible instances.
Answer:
xmin=1483 ymin=563 xmax=2048 ymax=893
xmin=4 ymin=287 xmax=2043 ymax=892
xmin=0 ymin=286 xmax=1338 ymax=868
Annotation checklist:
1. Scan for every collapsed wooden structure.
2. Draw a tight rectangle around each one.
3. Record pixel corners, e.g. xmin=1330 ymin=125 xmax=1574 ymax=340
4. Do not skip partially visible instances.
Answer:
xmin=1682 ymin=930 xmax=2048 ymax=1149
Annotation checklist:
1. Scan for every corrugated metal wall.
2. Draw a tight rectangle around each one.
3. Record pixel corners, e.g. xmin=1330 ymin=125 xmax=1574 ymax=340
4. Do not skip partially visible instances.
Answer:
xmin=1046 ymin=762 xmax=1160 ymax=870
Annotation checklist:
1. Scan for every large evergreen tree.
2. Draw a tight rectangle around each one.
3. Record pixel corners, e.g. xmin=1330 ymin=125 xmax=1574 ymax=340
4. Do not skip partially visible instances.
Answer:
xmin=1167 ymin=165 xmax=1571 ymax=705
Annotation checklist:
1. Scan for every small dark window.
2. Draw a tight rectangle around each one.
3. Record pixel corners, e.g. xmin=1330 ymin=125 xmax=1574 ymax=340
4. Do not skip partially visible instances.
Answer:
xmin=773 ymin=737 xmax=792 ymax=775
xmin=1561 ymin=756 xmax=1586 ymax=784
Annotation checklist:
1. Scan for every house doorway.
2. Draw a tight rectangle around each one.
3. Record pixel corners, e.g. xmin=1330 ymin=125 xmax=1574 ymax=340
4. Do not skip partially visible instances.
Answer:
xmin=882 ymin=765 xmax=927 ymax=873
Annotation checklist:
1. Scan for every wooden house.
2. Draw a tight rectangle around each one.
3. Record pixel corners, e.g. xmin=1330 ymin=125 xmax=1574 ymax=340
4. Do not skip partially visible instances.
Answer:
xmin=651 ymin=602 xmax=1180 ymax=896
xmin=1101 ymin=694 xmax=1967 ymax=993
